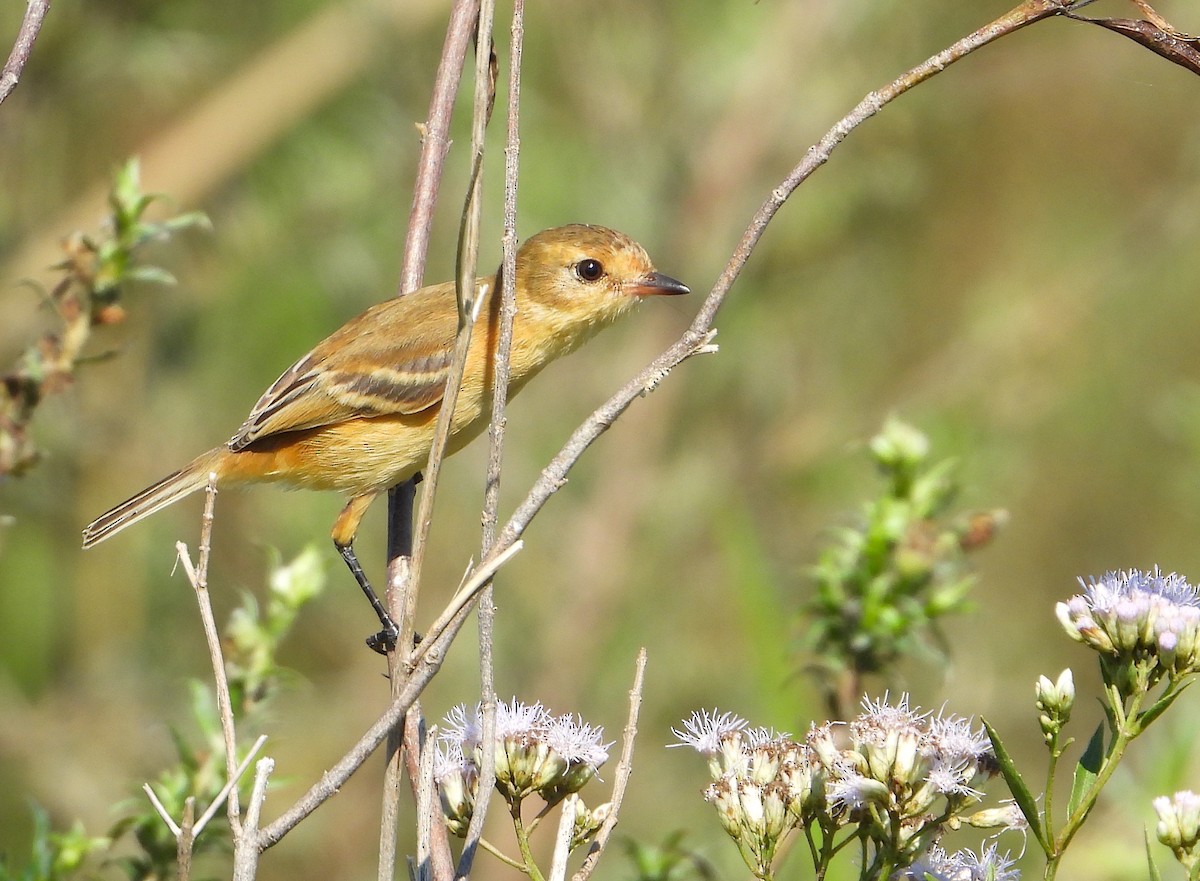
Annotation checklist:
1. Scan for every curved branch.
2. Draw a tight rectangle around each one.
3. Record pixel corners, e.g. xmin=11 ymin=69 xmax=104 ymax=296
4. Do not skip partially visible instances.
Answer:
xmin=0 ymin=0 xmax=49 ymax=107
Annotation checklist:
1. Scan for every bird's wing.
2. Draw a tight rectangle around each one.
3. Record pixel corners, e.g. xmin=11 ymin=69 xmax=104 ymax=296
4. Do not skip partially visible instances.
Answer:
xmin=228 ymin=282 xmax=469 ymax=451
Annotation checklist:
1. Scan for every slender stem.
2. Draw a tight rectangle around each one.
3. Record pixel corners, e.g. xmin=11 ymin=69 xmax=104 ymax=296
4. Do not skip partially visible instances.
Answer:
xmin=459 ymin=3 xmax=523 ymax=878
xmin=548 ymin=794 xmax=577 ymax=881
xmin=262 ymin=0 xmax=1086 ymax=857
xmin=232 ymin=758 xmax=275 ymax=881
xmin=0 ymin=0 xmax=50 ymax=106
xmin=1043 ymin=746 xmax=1060 ymax=839
xmin=408 ymin=0 xmax=496 ymax=597
xmin=176 ymin=477 xmax=242 ymax=831
xmin=1046 ymin=684 xmax=1151 ymax=879
xmin=478 ymin=837 xmax=527 ymax=872
xmin=177 ymin=798 xmax=195 ymax=881
xmin=397 ymin=0 xmax=483 ymax=296
xmin=380 ymin=3 xmax=479 ymax=879
xmin=571 ymin=649 xmax=647 ymax=881
xmin=512 ymin=802 xmax=548 ymax=881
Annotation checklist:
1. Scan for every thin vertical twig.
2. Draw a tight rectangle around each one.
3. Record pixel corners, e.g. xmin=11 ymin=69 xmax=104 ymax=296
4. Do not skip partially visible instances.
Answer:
xmin=395 ymin=6 xmax=498 ymax=874
xmin=407 ymin=0 xmax=497 ymax=606
xmin=380 ymin=3 xmax=480 ymax=879
xmin=571 ymin=649 xmax=647 ymax=881
xmin=0 ymin=0 xmax=50 ymax=106
xmin=548 ymin=794 xmax=578 ymax=881
xmin=415 ymin=723 xmax=439 ymax=881
xmin=176 ymin=476 xmax=243 ymax=831
xmin=177 ymin=798 xmax=195 ymax=881
xmin=397 ymin=0 xmax=484 ymax=296
xmin=457 ymin=5 xmax=523 ymax=877
xmin=232 ymin=757 xmax=275 ymax=881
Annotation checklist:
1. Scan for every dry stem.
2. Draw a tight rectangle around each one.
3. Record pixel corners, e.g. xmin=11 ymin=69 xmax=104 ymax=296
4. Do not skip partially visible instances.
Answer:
xmin=0 ymin=0 xmax=49 ymax=106
xmin=571 ymin=649 xmax=647 ymax=881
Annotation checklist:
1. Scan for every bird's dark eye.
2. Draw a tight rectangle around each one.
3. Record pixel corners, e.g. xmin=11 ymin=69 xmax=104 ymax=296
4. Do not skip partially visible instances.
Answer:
xmin=575 ymin=258 xmax=604 ymax=282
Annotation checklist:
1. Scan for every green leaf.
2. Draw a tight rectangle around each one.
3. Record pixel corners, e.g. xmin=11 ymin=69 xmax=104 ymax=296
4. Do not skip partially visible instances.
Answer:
xmin=983 ymin=717 xmax=1048 ymax=851
xmin=160 ymin=210 xmax=212 ymax=233
xmin=1145 ymin=826 xmax=1163 ymax=881
xmin=1067 ymin=721 xmax=1105 ymax=819
xmin=124 ymin=265 xmax=178 ymax=287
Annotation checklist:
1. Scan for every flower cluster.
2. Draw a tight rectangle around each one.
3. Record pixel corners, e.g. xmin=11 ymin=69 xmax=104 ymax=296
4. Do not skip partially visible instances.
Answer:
xmin=895 ymin=843 xmax=1020 ymax=881
xmin=1056 ymin=568 xmax=1200 ymax=694
xmin=673 ymin=696 xmax=1012 ymax=879
xmin=1154 ymin=790 xmax=1200 ymax=872
xmin=435 ymin=699 xmax=612 ymax=837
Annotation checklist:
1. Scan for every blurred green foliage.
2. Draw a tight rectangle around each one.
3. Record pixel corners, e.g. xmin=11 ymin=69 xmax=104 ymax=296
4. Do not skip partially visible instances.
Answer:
xmin=0 ymin=158 xmax=207 ymax=479
xmin=802 ymin=418 xmax=1003 ymax=719
xmin=2 ymin=1 xmax=1200 ymax=880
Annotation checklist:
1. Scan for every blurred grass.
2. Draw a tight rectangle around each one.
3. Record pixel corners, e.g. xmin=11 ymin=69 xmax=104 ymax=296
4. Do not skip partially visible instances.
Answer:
xmin=3 ymin=0 xmax=1200 ymax=879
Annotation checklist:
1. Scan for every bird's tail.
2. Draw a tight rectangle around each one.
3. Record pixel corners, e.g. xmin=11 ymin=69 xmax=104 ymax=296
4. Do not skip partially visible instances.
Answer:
xmin=82 ymin=449 xmax=225 ymax=548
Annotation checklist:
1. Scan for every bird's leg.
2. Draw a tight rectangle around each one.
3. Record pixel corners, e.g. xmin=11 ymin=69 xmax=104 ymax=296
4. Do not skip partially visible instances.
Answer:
xmin=333 ymin=492 xmax=397 ymax=654
xmin=335 ymin=540 xmax=399 ymax=654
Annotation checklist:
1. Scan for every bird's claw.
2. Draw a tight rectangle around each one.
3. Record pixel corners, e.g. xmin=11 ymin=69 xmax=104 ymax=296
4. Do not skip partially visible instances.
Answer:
xmin=366 ymin=623 xmax=400 ymax=655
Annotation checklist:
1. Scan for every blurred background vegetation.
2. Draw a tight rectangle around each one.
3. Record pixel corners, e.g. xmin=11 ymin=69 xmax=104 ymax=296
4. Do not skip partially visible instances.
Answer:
xmin=2 ymin=0 xmax=1199 ymax=878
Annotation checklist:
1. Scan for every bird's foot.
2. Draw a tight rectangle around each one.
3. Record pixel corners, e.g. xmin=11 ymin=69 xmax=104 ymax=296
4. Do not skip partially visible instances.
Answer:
xmin=366 ymin=622 xmax=399 ymax=655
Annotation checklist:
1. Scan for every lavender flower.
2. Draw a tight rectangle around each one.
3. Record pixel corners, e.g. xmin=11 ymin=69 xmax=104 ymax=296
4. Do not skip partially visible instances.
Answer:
xmin=1056 ymin=568 xmax=1200 ymax=693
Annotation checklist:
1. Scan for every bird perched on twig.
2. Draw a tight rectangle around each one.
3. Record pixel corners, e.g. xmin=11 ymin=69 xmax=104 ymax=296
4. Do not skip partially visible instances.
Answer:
xmin=82 ymin=224 xmax=689 ymax=649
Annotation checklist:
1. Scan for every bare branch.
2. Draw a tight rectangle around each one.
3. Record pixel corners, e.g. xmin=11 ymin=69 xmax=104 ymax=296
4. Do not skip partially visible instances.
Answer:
xmin=0 ymin=0 xmax=50 ymax=106
xmin=259 ymin=568 xmax=482 ymax=847
xmin=408 ymin=0 xmax=497 ymax=601
xmin=397 ymin=0 xmax=483 ymax=296
xmin=548 ymin=794 xmax=578 ymax=881
xmin=176 ymin=476 xmax=244 ymax=830
xmin=459 ymin=5 xmax=524 ymax=872
xmin=381 ymin=3 xmax=480 ymax=878
xmin=261 ymin=0 xmax=1102 ymax=860
xmin=483 ymin=0 xmax=1072 ymax=567
xmin=413 ymin=541 xmax=523 ymax=663
xmin=415 ymin=723 xmax=438 ymax=881
xmin=194 ymin=735 xmax=269 ymax=838
xmin=572 ymin=649 xmax=647 ymax=881
xmin=232 ymin=757 xmax=275 ymax=881
xmin=142 ymin=783 xmax=182 ymax=838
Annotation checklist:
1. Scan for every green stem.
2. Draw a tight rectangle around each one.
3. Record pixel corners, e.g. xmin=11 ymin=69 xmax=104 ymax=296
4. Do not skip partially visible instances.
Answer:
xmin=511 ymin=800 xmax=546 ymax=881
xmin=1043 ymin=743 xmax=1060 ymax=840
xmin=1044 ymin=688 xmax=1147 ymax=879
xmin=478 ymin=837 xmax=527 ymax=872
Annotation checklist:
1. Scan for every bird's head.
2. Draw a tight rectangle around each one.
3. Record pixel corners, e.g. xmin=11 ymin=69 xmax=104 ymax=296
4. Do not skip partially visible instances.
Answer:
xmin=512 ymin=224 xmax=689 ymax=339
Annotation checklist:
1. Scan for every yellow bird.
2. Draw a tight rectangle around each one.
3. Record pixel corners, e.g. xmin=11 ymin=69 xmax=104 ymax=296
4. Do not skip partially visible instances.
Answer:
xmin=83 ymin=224 xmax=688 ymax=647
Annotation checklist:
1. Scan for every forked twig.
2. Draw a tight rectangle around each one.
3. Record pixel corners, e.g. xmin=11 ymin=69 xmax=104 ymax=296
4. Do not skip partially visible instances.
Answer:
xmin=175 ymin=476 xmax=244 ymax=830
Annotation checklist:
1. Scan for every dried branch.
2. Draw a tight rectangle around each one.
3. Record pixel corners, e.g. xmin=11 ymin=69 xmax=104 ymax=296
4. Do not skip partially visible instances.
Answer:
xmin=232 ymin=757 xmax=275 ymax=881
xmin=175 ymin=477 xmax=244 ymax=831
xmin=1065 ymin=1 xmax=1200 ymax=75
xmin=460 ymin=4 xmax=524 ymax=871
xmin=548 ymin=794 xmax=577 ymax=881
xmin=481 ymin=0 xmax=1074 ymax=570
xmin=571 ymin=649 xmax=647 ymax=881
xmin=380 ymin=4 xmax=480 ymax=879
xmin=397 ymin=0 xmax=484 ymax=296
xmin=407 ymin=0 xmax=497 ymax=604
xmin=257 ymin=539 xmax=521 ymax=848
xmin=0 ymin=0 xmax=49 ymax=106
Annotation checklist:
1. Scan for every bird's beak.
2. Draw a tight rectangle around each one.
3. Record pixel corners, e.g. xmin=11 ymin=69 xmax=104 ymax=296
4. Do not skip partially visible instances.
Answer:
xmin=629 ymin=271 xmax=690 ymax=297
